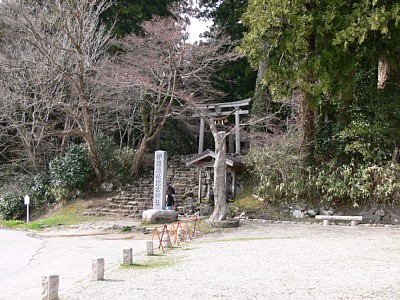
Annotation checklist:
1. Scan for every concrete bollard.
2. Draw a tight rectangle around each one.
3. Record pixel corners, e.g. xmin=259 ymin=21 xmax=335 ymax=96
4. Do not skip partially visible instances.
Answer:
xmin=193 ymin=230 xmax=202 ymax=237
xmin=41 ymin=274 xmax=59 ymax=300
xmin=162 ymin=235 xmax=171 ymax=248
xmin=177 ymin=228 xmax=185 ymax=241
xmin=91 ymin=258 xmax=105 ymax=281
xmin=122 ymin=248 xmax=133 ymax=265
xmin=323 ymin=219 xmax=330 ymax=226
xmin=145 ymin=240 xmax=154 ymax=255
xmin=351 ymin=220 xmax=359 ymax=226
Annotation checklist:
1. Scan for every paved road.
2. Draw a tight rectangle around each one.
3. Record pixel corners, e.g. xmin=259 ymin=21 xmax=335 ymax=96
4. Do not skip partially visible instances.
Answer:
xmin=61 ymin=221 xmax=400 ymax=300
xmin=3 ymin=222 xmax=400 ymax=300
xmin=0 ymin=227 xmax=147 ymax=300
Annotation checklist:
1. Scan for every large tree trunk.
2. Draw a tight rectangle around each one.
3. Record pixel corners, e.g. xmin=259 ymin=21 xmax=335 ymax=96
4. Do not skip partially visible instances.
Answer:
xmin=209 ymin=130 xmax=228 ymax=222
xmin=131 ymin=93 xmax=169 ymax=177
xmin=378 ymin=54 xmax=389 ymax=90
xmin=299 ymin=91 xmax=316 ymax=164
xmin=131 ymin=136 xmax=149 ymax=177
xmin=84 ymin=131 xmax=103 ymax=182
xmin=82 ymin=101 xmax=104 ymax=182
xmin=392 ymin=144 xmax=399 ymax=164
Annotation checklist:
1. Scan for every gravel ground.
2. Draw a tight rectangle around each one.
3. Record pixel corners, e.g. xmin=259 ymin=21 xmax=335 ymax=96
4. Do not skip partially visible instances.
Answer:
xmin=59 ymin=221 xmax=400 ymax=300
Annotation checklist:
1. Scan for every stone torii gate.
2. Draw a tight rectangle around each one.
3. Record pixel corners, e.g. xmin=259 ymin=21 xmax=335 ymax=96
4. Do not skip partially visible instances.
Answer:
xmin=196 ymin=98 xmax=250 ymax=155
xmin=189 ymin=98 xmax=250 ymax=202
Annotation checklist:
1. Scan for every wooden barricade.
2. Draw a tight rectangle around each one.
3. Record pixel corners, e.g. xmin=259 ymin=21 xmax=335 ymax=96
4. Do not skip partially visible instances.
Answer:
xmin=191 ymin=217 xmax=203 ymax=238
xmin=182 ymin=217 xmax=203 ymax=240
xmin=169 ymin=221 xmax=183 ymax=245
xmin=181 ymin=219 xmax=192 ymax=241
xmin=151 ymin=225 xmax=172 ymax=253
xmin=150 ymin=218 xmax=203 ymax=253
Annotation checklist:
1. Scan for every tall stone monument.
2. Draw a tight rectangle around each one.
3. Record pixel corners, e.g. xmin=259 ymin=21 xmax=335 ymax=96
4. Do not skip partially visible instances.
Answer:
xmin=142 ymin=150 xmax=178 ymax=223
xmin=153 ymin=150 xmax=167 ymax=210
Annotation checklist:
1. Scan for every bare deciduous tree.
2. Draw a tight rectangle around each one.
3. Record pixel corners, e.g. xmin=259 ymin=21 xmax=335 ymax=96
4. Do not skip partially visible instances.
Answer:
xmin=0 ymin=18 xmax=60 ymax=172
xmin=92 ymin=86 xmax=143 ymax=150
xmin=1 ymin=0 xmax=113 ymax=182
xmin=100 ymin=8 xmax=238 ymax=178
xmin=100 ymin=13 xmax=189 ymax=175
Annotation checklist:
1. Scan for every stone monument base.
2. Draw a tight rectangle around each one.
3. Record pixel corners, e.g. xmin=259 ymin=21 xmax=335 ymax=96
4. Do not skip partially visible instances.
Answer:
xmin=142 ymin=209 xmax=178 ymax=223
xmin=210 ymin=219 xmax=240 ymax=228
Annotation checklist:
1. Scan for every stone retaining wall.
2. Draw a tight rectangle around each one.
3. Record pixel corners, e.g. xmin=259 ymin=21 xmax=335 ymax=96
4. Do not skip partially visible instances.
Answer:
xmin=84 ymin=156 xmax=199 ymax=218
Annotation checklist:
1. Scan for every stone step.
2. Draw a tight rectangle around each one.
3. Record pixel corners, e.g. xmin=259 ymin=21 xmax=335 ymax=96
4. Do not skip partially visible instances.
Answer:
xmin=89 ymin=211 xmax=138 ymax=218
xmin=112 ymin=207 xmax=148 ymax=214
xmin=172 ymin=170 xmax=196 ymax=176
xmin=88 ymin=156 xmax=200 ymax=219
xmin=109 ymin=196 xmax=151 ymax=203
xmin=106 ymin=200 xmax=148 ymax=206
xmin=113 ymin=195 xmax=142 ymax=199
xmin=105 ymin=205 xmax=149 ymax=212
xmin=85 ymin=208 xmax=146 ymax=216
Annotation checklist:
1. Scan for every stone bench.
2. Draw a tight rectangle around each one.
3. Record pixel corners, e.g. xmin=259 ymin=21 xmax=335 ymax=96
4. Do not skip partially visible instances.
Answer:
xmin=315 ymin=215 xmax=363 ymax=226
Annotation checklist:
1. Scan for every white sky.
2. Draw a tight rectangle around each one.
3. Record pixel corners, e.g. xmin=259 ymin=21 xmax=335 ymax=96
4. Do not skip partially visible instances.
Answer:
xmin=187 ymin=17 xmax=212 ymax=43
xmin=186 ymin=1 xmax=214 ymax=44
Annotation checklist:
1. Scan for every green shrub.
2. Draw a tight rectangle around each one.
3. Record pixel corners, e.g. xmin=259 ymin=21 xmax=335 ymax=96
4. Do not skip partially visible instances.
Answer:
xmin=0 ymin=177 xmax=31 ymax=220
xmin=95 ymin=132 xmax=117 ymax=179
xmin=113 ymin=147 xmax=135 ymax=182
xmin=227 ymin=203 xmax=239 ymax=218
xmin=95 ymin=133 xmax=135 ymax=182
xmin=335 ymin=120 xmax=392 ymax=164
xmin=247 ymin=134 xmax=310 ymax=206
xmin=49 ymin=144 xmax=93 ymax=201
xmin=0 ymin=191 xmax=25 ymax=220
xmin=46 ymin=186 xmax=72 ymax=203
xmin=30 ymin=172 xmax=51 ymax=209
xmin=249 ymin=144 xmax=400 ymax=207
xmin=314 ymin=162 xmax=400 ymax=206
xmin=0 ymin=173 xmax=53 ymax=220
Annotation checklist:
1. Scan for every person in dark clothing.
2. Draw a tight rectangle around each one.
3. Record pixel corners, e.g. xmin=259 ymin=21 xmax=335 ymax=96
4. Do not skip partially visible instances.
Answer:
xmin=166 ymin=182 xmax=175 ymax=210
xmin=166 ymin=191 xmax=174 ymax=210
xmin=167 ymin=183 xmax=175 ymax=198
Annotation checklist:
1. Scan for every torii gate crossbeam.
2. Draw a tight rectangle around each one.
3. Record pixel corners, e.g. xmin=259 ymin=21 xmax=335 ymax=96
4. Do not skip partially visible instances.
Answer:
xmin=196 ymin=98 xmax=251 ymax=155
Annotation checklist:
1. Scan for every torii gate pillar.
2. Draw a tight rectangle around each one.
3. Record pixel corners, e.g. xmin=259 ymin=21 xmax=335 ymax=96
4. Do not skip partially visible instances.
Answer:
xmin=235 ymin=106 xmax=240 ymax=155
